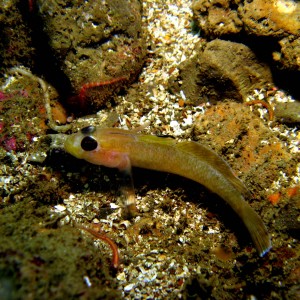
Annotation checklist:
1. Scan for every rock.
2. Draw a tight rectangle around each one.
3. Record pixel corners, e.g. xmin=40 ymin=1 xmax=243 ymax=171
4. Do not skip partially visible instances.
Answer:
xmin=35 ymin=0 xmax=146 ymax=112
xmin=275 ymin=37 xmax=300 ymax=71
xmin=0 ymin=0 xmax=35 ymax=68
xmin=241 ymin=0 xmax=300 ymax=37
xmin=275 ymin=101 xmax=300 ymax=124
xmin=192 ymin=0 xmax=300 ymax=71
xmin=192 ymin=101 xmax=296 ymax=196
xmin=168 ymin=39 xmax=273 ymax=105
xmin=191 ymin=0 xmax=243 ymax=37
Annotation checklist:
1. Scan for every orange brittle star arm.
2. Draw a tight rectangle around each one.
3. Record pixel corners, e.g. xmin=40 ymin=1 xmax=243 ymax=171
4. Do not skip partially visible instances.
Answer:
xmin=78 ymin=225 xmax=120 ymax=269
xmin=245 ymin=100 xmax=274 ymax=121
xmin=79 ymin=77 xmax=127 ymax=101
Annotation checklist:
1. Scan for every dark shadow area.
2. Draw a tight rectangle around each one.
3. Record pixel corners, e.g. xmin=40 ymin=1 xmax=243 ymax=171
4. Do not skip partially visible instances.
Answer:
xmin=18 ymin=0 xmax=74 ymax=103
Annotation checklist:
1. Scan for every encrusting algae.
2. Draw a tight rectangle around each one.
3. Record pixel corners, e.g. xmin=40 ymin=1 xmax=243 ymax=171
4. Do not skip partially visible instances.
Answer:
xmin=64 ymin=126 xmax=272 ymax=257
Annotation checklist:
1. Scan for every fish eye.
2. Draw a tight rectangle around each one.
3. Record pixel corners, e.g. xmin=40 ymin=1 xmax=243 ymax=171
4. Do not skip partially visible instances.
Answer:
xmin=81 ymin=126 xmax=96 ymax=134
xmin=81 ymin=136 xmax=98 ymax=151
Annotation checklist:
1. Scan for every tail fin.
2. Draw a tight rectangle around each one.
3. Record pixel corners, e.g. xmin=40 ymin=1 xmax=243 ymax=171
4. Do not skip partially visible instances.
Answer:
xmin=242 ymin=205 xmax=272 ymax=257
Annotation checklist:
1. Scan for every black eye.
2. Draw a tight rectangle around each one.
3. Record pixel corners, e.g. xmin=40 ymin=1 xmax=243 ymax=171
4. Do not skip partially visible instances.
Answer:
xmin=81 ymin=136 xmax=98 ymax=151
xmin=81 ymin=126 xmax=96 ymax=134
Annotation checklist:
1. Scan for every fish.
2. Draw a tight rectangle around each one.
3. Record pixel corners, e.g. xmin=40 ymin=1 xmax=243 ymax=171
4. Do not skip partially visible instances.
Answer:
xmin=64 ymin=125 xmax=272 ymax=256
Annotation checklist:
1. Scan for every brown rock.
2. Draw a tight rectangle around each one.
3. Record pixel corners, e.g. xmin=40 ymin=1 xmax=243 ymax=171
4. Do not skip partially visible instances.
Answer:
xmin=275 ymin=101 xmax=300 ymax=124
xmin=192 ymin=0 xmax=300 ymax=38
xmin=241 ymin=0 xmax=300 ymax=37
xmin=35 ymin=0 xmax=146 ymax=112
xmin=168 ymin=39 xmax=273 ymax=105
xmin=192 ymin=101 xmax=296 ymax=196
xmin=275 ymin=37 xmax=300 ymax=71
xmin=191 ymin=0 xmax=243 ymax=37
xmin=192 ymin=0 xmax=300 ymax=71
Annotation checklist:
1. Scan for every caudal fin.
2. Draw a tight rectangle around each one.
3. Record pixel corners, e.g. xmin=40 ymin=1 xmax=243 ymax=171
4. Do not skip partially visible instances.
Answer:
xmin=242 ymin=205 xmax=272 ymax=257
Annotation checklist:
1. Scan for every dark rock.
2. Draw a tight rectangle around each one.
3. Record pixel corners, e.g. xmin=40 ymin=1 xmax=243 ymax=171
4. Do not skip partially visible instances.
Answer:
xmin=0 ymin=0 xmax=35 ymax=69
xmin=168 ymin=39 xmax=273 ymax=105
xmin=35 ymin=0 xmax=146 ymax=112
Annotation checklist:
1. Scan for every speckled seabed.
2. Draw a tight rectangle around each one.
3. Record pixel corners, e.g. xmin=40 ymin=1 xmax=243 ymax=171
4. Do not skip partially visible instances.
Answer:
xmin=1 ymin=0 xmax=299 ymax=299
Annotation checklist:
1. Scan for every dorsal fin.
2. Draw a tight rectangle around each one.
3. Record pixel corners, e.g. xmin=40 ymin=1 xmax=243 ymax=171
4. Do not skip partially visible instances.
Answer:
xmin=138 ymin=134 xmax=251 ymax=198
xmin=138 ymin=134 xmax=178 ymax=146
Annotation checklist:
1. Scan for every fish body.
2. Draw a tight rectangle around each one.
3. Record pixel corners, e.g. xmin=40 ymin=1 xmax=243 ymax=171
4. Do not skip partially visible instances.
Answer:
xmin=64 ymin=126 xmax=272 ymax=256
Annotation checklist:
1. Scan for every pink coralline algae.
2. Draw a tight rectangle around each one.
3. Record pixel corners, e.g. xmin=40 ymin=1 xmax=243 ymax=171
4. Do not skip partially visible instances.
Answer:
xmin=1 ymin=131 xmax=32 ymax=152
xmin=0 ymin=90 xmax=29 ymax=101
xmin=0 ymin=89 xmax=31 ymax=152
xmin=0 ymin=91 xmax=9 ymax=101
xmin=3 ymin=136 xmax=17 ymax=152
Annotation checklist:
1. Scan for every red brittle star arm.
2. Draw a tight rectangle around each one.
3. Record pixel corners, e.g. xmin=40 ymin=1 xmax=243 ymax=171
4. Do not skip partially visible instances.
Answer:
xmin=77 ymin=225 xmax=120 ymax=269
